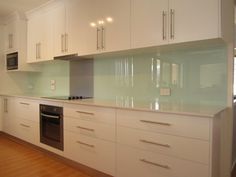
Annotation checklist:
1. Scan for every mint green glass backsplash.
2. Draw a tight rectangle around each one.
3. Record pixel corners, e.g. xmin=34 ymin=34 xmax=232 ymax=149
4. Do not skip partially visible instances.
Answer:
xmin=94 ymin=46 xmax=227 ymax=106
xmin=27 ymin=60 xmax=70 ymax=96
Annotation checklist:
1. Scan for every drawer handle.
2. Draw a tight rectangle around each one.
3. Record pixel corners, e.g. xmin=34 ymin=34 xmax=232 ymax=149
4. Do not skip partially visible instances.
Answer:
xmin=140 ymin=139 xmax=170 ymax=148
xmin=76 ymin=141 xmax=95 ymax=148
xmin=20 ymin=102 xmax=30 ymax=106
xmin=76 ymin=126 xmax=95 ymax=132
xmin=140 ymin=120 xmax=171 ymax=126
xmin=140 ymin=159 xmax=170 ymax=169
xmin=20 ymin=123 xmax=30 ymax=128
xmin=76 ymin=111 xmax=94 ymax=116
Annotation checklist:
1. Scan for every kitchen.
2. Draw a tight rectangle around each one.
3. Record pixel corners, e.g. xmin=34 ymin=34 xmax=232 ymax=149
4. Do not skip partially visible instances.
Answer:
xmin=0 ymin=0 xmax=234 ymax=177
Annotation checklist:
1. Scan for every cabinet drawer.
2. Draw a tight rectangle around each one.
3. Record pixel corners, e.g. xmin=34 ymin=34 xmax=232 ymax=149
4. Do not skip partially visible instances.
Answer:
xmin=15 ymin=98 xmax=39 ymax=122
xmin=64 ymin=117 xmax=115 ymax=142
xmin=117 ymin=126 xmax=209 ymax=164
xmin=117 ymin=109 xmax=210 ymax=140
xmin=15 ymin=119 xmax=39 ymax=145
xmin=64 ymin=104 xmax=115 ymax=125
xmin=64 ymin=131 xmax=115 ymax=176
xmin=117 ymin=144 xmax=209 ymax=177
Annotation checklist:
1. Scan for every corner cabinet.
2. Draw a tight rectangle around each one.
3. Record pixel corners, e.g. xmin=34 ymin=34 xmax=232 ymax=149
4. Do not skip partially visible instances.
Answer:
xmin=131 ymin=0 xmax=221 ymax=48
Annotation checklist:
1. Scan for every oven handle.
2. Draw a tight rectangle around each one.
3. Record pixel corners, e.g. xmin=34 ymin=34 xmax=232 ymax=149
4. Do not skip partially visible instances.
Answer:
xmin=41 ymin=113 xmax=60 ymax=119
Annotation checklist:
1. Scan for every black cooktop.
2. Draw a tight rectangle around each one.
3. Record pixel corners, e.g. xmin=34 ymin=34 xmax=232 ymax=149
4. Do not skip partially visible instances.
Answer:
xmin=42 ymin=96 xmax=92 ymax=100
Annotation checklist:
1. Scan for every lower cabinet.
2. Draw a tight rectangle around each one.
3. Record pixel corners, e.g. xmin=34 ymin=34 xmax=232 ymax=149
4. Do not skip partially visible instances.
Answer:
xmin=117 ymin=144 xmax=209 ymax=177
xmin=64 ymin=131 xmax=116 ymax=176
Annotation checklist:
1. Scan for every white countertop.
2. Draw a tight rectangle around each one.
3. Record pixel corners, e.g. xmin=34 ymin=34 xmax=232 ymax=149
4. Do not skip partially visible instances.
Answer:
xmin=0 ymin=93 xmax=227 ymax=118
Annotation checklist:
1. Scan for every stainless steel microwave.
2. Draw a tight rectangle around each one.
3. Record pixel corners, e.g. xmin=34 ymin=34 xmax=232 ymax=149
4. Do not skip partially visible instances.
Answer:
xmin=6 ymin=52 xmax=18 ymax=70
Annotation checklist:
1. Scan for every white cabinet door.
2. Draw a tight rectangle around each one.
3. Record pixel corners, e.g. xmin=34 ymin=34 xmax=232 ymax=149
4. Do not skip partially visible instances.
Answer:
xmin=168 ymin=0 xmax=219 ymax=44
xmin=66 ymin=0 xmax=97 ymax=56
xmin=52 ymin=1 xmax=66 ymax=57
xmin=97 ymin=0 xmax=131 ymax=53
xmin=4 ymin=20 xmax=17 ymax=53
xmin=131 ymin=0 xmax=168 ymax=48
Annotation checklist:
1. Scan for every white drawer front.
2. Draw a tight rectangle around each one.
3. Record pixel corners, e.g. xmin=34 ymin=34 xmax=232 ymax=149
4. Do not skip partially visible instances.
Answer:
xmin=15 ymin=119 xmax=39 ymax=145
xmin=64 ymin=104 xmax=115 ymax=125
xmin=117 ymin=144 xmax=209 ymax=177
xmin=64 ymin=117 xmax=115 ymax=142
xmin=64 ymin=131 xmax=115 ymax=176
xmin=117 ymin=126 xmax=209 ymax=164
xmin=117 ymin=109 xmax=210 ymax=140
xmin=15 ymin=98 xmax=39 ymax=122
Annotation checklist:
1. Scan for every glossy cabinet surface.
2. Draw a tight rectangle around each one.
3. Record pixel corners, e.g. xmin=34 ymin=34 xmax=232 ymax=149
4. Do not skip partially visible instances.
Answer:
xmin=27 ymin=9 xmax=54 ymax=63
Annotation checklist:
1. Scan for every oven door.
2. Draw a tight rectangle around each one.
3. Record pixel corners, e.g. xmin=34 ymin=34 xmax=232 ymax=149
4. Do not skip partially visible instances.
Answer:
xmin=6 ymin=52 xmax=18 ymax=70
xmin=40 ymin=112 xmax=63 ymax=150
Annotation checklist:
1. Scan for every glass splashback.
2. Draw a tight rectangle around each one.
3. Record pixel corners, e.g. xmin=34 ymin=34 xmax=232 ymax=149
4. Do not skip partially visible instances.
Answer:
xmin=94 ymin=46 xmax=227 ymax=106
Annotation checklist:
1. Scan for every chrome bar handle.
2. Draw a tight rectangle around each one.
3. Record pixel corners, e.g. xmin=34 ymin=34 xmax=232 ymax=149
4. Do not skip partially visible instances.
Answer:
xmin=3 ymin=99 xmax=8 ymax=113
xmin=170 ymin=9 xmax=175 ymax=39
xmin=20 ymin=102 xmax=30 ymax=106
xmin=140 ymin=139 xmax=170 ymax=148
xmin=20 ymin=123 xmax=30 ymax=128
xmin=162 ymin=11 xmax=167 ymax=40
xmin=96 ymin=27 xmax=100 ymax=50
xmin=140 ymin=120 xmax=171 ymax=126
xmin=38 ymin=42 xmax=41 ymax=59
xmin=61 ymin=34 xmax=64 ymax=52
xmin=65 ymin=33 xmax=68 ymax=52
xmin=41 ymin=113 xmax=60 ymax=119
xmin=76 ymin=141 xmax=95 ymax=148
xmin=140 ymin=159 xmax=170 ymax=169
xmin=76 ymin=111 xmax=94 ymax=116
xmin=101 ymin=26 xmax=105 ymax=50
xmin=76 ymin=126 xmax=95 ymax=132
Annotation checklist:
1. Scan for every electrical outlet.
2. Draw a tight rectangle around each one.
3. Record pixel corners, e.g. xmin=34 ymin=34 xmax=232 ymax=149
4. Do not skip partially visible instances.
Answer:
xmin=50 ymin=80 xmax=56 ymax=85
xmin=51 ymin=85 xmax=56 ymax=90
xmin=160 ymin=88 xmax=171 ymax=96
xmin=50 ymin=80 xmax=56 ymax=91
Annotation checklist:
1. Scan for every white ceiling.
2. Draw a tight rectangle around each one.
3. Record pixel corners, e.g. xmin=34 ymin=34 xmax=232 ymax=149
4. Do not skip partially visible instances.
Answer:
xmin=0 ymin=0 xmax=50 ymax=18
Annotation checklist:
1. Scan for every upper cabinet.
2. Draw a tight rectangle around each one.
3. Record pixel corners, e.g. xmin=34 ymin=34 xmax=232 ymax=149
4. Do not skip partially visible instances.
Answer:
xmin=131 ymin=0 xmax=221 ymax=48
xmin=27 ymin=4 xmax=54 ymax=63
xmin=53 ymin=0 xmax=130 ymax=57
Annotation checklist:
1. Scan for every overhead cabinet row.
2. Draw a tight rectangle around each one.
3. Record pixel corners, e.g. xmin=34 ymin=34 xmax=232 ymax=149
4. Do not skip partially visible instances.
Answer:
xmin=4 ymin=0 xmax=229 ymax=64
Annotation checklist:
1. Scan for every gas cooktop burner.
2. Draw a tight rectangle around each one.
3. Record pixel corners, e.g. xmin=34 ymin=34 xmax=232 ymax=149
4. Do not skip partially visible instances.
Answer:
xmin=42 ymin=96 xmax=92 ymax=100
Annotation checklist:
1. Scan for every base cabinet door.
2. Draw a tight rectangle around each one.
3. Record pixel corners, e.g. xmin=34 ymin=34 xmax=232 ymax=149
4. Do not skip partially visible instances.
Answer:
xmin=117 ymin=144 xmax=209 ymax=177
xmin=64 ymin=131 xmax=115 ymax=176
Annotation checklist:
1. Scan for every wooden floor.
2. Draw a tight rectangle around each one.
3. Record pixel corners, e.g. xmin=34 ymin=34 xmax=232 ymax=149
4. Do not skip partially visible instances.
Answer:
xmin=0 ymin=134 xmax=91 ymax=177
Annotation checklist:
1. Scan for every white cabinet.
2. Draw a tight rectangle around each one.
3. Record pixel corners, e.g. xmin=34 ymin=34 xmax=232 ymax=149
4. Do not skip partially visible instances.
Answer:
xmin=27 ymin=7 xmax=54 ymax=63
xmin=2 ymin=97 xmax=16 ymax=136
xmin=64 ymin=0 xmax=130 ymax=56
xmin=3 ymin=12 xmax=36 ymax=71
xmin=64 ymin=103 xmax=116 ymax=176
xmin=12 ymin=98 xmax=40 ymax=145
xmin=116 ymin=109 xmax=221 ymax=177
xmin=131 ymin=0 xmax=220 ymax=48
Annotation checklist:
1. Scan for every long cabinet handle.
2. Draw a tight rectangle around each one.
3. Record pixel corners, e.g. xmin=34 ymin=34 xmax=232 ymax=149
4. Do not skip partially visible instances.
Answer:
xmin=76 ymin=126 xmax=95 ymax=132
xmin=101 ymin=26 xmax=105 ymax=50
xmin=65 ymin=33 xmax=68 ymax=52
xmin=36 ymin=43 xmax=38 ymax=59
xmin=170 ymin=9 xmax=175 ymax=39
xmin=20 ymin=102 xmax=30 ymax=106
xmin=140 ymin=139 xmax=170 ymax=148
xmin=20 ymin=123 xmax=30 ymax=128
xmin=162 ymin=11 xmax=167 ymax=40
xmin=96 ymin=27 xmax=100 ymax=50
xmin=61 ymin=34 xmax=64 ymax=52
xmin=140 ymin=120 xmax=171 ymax=126
xmin=76 ymin=111 xmax=94 ymax=116
xmin=38 ymin=43 xmax=41 ymax=59
xmin=140 ymin=159 xmax=170 ymax=169
xmin=4 ymin=99 xmax=8 ymax=113
xmin=76 ymin=141 xmax=95 ymax=148
xmin=41 ymin=113 xmax=60 ymax=119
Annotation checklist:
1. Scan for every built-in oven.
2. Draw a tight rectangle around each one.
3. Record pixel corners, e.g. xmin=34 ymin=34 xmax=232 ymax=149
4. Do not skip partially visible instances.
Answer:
xmin=40 ymin=104 xmax=63 ymax=151
xmin=6 ymin=52 xmax=18 ymax=70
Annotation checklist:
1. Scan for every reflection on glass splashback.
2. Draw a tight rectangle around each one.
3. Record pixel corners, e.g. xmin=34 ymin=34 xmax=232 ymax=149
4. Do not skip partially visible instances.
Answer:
xmin=94 ymin=46 xmax=227 ymax=106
